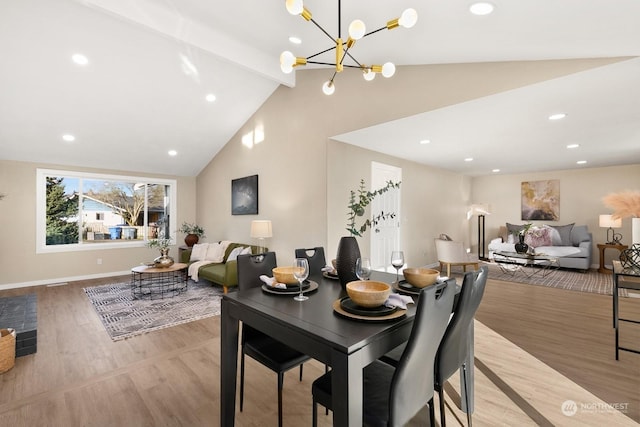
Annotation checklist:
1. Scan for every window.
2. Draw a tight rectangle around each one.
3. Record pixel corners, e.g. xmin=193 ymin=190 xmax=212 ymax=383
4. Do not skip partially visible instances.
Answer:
xmin=36 ymin=168 xmax=177 ymax=253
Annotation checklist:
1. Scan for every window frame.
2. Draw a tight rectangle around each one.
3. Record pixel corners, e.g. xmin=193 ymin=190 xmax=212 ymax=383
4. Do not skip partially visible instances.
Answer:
xmin=36 ymin=168 xmax=177 ymax=253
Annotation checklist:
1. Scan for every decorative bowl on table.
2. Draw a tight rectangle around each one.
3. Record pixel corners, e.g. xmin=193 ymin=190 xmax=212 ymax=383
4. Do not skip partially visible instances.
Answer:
xmin=346 ymin=281 xmax=391 ymax=308
xmin=403 ymin=268 xmax=439 ymax=288
xmin=272 ymin=267 xmax=300 ymax=285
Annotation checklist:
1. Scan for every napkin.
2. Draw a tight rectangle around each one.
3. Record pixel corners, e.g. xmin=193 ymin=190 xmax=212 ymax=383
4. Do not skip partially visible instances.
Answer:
xmin=259 ymin=275 xmax=287 ymax=289
xmin=321 ymin=265 xmax=337 ymax=274
xmin=384 ymin=294 xmax=414 ymax=310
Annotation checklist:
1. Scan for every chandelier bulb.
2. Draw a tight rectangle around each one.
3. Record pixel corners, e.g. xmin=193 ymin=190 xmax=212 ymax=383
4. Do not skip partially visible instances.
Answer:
xmin=399 ymin=8 xmax=418 ymax=28
xmin=363 ymin=69 xmax=376 ymax=81
xmin=381 ymin=62 xmax=396 ymax=78
xmin=322 ymin=80 xmax=335 ymax=95
xmin=285 ymin=0 xmax=304 ymax=15
xmin=348 ymin=19 xmax=366 ymax=40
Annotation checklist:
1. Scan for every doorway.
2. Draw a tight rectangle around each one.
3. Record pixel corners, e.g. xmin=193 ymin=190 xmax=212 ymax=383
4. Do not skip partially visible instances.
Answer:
xmin=370 ymin=162 xmax=402 ymax=271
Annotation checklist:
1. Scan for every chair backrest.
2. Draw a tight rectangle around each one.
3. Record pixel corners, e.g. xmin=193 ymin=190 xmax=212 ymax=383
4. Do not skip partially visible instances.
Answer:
xmin=237 ymin=252 xmax=277 ymax=291
xmin=294 ymin=247 xmax=326 ymax=277
xmin=434 ymin=238 xmax=467 ymax=263
xmin=387 ymin=279 xmax=456 ymax=426
xmin=435 ymin=266 xmax=488 ymax=384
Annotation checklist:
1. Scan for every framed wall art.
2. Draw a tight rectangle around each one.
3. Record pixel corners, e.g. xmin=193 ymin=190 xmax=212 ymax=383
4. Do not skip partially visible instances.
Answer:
xmin=521 ymin=179 xmax=559 ymax=221
xmin=231 ymin=174 xmax=258 ymax=215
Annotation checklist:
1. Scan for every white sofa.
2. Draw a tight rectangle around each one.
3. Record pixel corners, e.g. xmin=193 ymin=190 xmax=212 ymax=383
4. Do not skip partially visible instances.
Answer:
xmin=488 ymin=223 xmax=592 ymax=271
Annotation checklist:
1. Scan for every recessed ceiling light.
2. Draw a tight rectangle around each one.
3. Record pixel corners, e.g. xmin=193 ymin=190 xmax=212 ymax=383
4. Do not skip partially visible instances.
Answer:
xmin=464 ymin=157 xmax=473 ymax=162
xmin=205 ymin=93 xmax=216 ymax=103
xmin=168 ymin=150 xmax=177 ymax=156
xmin=576 ymin=160 xmax=587 ymax=165
xmin=289 ymin=36 xmax=302 ymax=44
xmin=62 ymin=134 xmax=75 ymax=142
xmin=469 ymin=2 xmax=494 ymax=16
xmin=71 ymin=53 xmax=89 ymax=66
xmin=419 ymin=139 xmax=430 ymax=145
xmin=566 ymin=144 xmax=580 ymax=149
xmin=549 ymin=113 xmax=567 ymax=121
xmin=492 ymin=169 xmax=500 ymax=173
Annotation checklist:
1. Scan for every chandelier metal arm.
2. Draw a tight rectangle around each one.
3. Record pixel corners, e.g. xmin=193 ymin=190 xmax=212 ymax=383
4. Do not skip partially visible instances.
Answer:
xmin=307 ymin=61 xmax=363 ymax=69
xmin=310 ymin=18 xmax=337 ymax=44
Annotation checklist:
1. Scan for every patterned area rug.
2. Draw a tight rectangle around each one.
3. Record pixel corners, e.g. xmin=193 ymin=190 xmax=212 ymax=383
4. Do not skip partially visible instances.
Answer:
xmin=484 ymin=262 xmax=628 ymax=296
xmin=83 ymin=280 xmax=223 ymax=341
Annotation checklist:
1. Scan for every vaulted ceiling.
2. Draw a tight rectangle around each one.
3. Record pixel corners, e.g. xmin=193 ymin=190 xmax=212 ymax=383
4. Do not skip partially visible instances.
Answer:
xmin=1 ymin=0 xmax=639 ymax=177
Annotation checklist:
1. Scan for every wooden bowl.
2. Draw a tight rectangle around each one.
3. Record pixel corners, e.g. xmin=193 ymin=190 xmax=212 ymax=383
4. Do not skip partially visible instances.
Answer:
xmin=403 ymin=268 xmax=439 ymax=288
xmin=272 ymin=267 xmax=300 ymax=285
xmin=346 ymin=281 xmax=391 ymax=308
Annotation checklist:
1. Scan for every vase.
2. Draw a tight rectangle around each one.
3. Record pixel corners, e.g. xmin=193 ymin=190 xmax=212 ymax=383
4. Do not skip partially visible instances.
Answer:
xmin=336 ymin=236 xmax=361 ymax=290
xmin=184 ymin=234 xmax=199 ymax=247
xmin=515 ymin=234 xmax=529 ymax=254
xmin=154 ymin=248 xmax=174 ymax=268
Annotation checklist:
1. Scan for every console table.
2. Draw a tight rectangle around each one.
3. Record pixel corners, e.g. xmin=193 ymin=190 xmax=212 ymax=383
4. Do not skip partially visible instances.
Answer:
xmin=598 ymin=243 xmax=628 ymax=274
xmin=612 ymin=260 xmax=640 ymax=360
xmin=131 ymin=263 xmax=188 ymax=299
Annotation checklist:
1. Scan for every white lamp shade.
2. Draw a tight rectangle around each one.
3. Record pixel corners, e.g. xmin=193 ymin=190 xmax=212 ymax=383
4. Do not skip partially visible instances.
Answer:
xmin=250 ymin=220 xmax=273 ymax=238
xmin=348 ymin=19 xmax=366 ymax=40
xmin=599 ymin=214 xmax=621 ymax=228
xmin=399 ymin=8 xmax=418 ymax=28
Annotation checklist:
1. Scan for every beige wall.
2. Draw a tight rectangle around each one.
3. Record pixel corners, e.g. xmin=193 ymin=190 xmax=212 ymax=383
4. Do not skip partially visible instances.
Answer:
xmin=0 ymin=159 xmax=196 ymax=288
xmin=196 ymin=59 xmax=619 ymax=268
xmin=471 ymin=164 xmax=640 ymax=265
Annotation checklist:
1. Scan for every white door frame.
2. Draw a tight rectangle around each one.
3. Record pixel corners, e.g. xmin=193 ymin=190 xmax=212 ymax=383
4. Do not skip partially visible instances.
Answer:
xmin=370 ymin=162 xmax=402 ymax=272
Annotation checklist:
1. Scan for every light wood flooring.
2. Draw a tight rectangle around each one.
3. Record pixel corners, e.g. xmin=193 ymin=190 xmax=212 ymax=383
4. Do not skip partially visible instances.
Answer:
xmin=0 ymin=272 xmax=638 ymax=426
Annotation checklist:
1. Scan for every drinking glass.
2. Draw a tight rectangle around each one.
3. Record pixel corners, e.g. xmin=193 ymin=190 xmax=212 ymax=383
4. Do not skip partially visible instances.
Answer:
xmin=391 ymin=251 xmax=405 ymax=284
xmin=356 ymin=257 xmax=372 ymax=281
xmin=293 ymin=258 xmax=309 ymax=301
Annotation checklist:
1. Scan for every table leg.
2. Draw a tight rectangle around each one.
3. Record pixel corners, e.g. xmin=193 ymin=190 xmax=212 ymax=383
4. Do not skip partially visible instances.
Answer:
xmin=221 ymin=299 xmax=239 ymax=427
xmin=331 ymin=348 xmax=363 ymax=427
xmin=614 ymin=273 xmax=619 ymax=360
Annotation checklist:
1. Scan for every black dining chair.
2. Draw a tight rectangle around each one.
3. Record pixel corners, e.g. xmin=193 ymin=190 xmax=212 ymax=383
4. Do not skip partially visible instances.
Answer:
xmin=294 ymin=247 xmax=327 ymax=277
xmin=236 ymin=252 xmax=311 ymax=427
xmin=311 ymin=280 xmax=455 ymax=427
xmin=379 ymin=266 xmax=488 ymax=427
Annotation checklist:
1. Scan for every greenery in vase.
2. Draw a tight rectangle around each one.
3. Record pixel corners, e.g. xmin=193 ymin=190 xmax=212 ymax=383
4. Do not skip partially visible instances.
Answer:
xmin=179 ymin=221 xmax=206 ymax=238
xmin=346 ymin=179 xmax=401 ymax=237
xmin=146 ymin=238 xmax=172 ymax=250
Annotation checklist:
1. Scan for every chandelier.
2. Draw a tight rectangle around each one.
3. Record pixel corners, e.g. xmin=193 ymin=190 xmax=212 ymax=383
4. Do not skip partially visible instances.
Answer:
xmin=280 ymin=0 xmax=418 ymax=95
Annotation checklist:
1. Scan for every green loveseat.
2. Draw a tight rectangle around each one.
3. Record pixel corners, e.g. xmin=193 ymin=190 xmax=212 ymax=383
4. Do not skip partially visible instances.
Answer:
xmin=179 ymin=242 xmax=264 ymax=293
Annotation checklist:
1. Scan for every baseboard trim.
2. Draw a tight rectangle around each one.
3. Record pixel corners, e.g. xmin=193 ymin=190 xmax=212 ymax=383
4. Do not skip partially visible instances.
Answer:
xmin=0 ymin=270 xmax=130 ymax=291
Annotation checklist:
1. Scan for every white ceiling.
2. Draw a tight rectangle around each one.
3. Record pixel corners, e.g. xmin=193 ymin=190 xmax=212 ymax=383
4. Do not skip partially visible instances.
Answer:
xmin=1 ymin=0 xmax=639 ymax=177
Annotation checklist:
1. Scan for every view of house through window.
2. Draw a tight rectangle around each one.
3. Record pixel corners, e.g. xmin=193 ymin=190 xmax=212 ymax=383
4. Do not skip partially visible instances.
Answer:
xmin=37 ymin=169 xmax=176 ymax=252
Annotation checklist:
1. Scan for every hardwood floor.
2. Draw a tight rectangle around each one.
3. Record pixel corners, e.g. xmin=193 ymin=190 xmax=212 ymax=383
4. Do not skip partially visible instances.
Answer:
xmin=0 ymin=272 xmax=638 ymax=426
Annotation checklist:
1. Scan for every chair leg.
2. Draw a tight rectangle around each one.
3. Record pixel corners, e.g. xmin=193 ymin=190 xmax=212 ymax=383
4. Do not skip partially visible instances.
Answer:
xmin=324 ymin=365 xmax=329 ymax=415
xmin=462 ymin=363 xmax=473 ymax=427
xmin=278 ymin=372 xmax=284 ymax=427
xmin=299 ymin=363 xmax=303 ymax=381
xmin=240 ymin=352 xmax=245 ymax=412
xmin=439 ymin=385 xmax=446 ymax=427
xmin=428 ymin=397 xmax=435 ymax=427
xmin=312 ymin=400 xmax=318 ymax=427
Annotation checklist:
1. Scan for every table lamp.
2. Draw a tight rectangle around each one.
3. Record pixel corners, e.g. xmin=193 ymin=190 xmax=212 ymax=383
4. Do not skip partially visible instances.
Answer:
xmin=250 ymin=220 xmax=272 ymax=253
xmin=599 ymin=214 xmax=622 ymax=244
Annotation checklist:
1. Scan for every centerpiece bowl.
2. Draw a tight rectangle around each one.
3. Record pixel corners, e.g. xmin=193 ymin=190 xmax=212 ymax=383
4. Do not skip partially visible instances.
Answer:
xmin=346 ymin=281 xmax=391 ymax=308
xmin=403 ymin=268 xmax=439 ymax=288
xmin=272 ymin=267 xmax=300 ymax=285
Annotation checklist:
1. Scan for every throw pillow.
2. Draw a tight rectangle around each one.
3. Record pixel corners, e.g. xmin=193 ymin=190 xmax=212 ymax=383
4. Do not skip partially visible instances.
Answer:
xmin=542 ymin=224 xmax=562 ymax=246
xmin=571 ymin=225 xmax=591 ymax=245
xmin=524 ymin=226 xmax=552 ymax=248
xmin=506 ymin=223 xmax=525 ymax=237
xmin=240 ymin=246 xmax=252 ymax=255
xmin=550 ymin=223 xmax=575 ymax=246
xmin=205 ymin=242 xmax=226 ymax=263
xmin=189 ymin=243 xmax=209 ymax=262
xmin=226 ymin=246 xmax=245 ymax=262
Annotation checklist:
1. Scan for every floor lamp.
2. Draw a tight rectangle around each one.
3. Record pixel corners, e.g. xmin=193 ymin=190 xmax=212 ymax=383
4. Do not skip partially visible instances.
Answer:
xmin=468 ymin=204 xmax=491 ymax=261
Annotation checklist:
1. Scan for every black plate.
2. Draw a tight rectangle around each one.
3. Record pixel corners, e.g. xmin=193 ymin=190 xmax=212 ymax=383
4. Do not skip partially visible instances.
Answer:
xmin=322 ymin=271 xmax=339 ymax=280
xmin=266 ymin=280 xmax=310 ymax=293
xmin=393 ymin=280 xmax=422 ymax=296
xmin=339 ymin=296 xmax=397 ymax=317
xmin=261 ymin=281 xmax=318 ymax=295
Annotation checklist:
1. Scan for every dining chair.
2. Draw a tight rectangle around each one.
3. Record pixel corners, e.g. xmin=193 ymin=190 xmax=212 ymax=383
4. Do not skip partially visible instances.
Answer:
xmin=379 ymin=266 xmax=488 ymax=427
xmin=294 ymin=247 xmax=327 ymax=277
xmin=236 ymin=252 xmax=311 ymax=427
xmin=311 ymin=280 xmax=455 ymax=427
xmin=435 ymin=237 xmax=480 ymax=277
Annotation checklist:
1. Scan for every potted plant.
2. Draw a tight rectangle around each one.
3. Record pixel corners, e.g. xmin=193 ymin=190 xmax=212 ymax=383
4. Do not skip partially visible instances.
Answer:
xmin=179 ymin=222 xmax=206 ymax=247
xmin=336 ymin=179 xmax=401 ymax=286
xmin=147 ymin=238 xmax=174 ymax=268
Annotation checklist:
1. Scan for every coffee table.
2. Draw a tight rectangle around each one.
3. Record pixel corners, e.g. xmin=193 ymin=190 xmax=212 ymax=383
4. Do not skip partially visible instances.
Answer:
xmin=493 ymin=251 xmax=559 ymax=278
xmin=130 ymin=263 xmax=188 ymax=299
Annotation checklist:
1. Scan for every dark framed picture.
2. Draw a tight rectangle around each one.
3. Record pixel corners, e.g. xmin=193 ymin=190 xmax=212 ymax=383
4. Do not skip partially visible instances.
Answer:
xmin=231 ymin=175 xmax=258 ymax=215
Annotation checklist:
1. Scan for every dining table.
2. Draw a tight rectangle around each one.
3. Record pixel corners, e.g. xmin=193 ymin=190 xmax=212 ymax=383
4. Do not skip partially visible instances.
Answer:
xmin=220 ymin=270 xmax=471 ymax=427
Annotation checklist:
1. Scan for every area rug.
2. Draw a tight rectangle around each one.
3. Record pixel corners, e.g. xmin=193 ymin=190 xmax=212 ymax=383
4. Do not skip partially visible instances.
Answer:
xmin=484 ymin=262 xmax=629 ymax=297
xmin=83 ymin=280 xmax=223 ymax=341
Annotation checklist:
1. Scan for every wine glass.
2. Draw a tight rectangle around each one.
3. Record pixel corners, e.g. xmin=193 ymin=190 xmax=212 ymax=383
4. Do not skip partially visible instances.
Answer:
xmin=391 ymin=251 xmax=405 ymax=284
xmin=293 ymin=258 xmax=309 ymax=301
xmin=356 ymin=257 xmax=372 ymax=281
